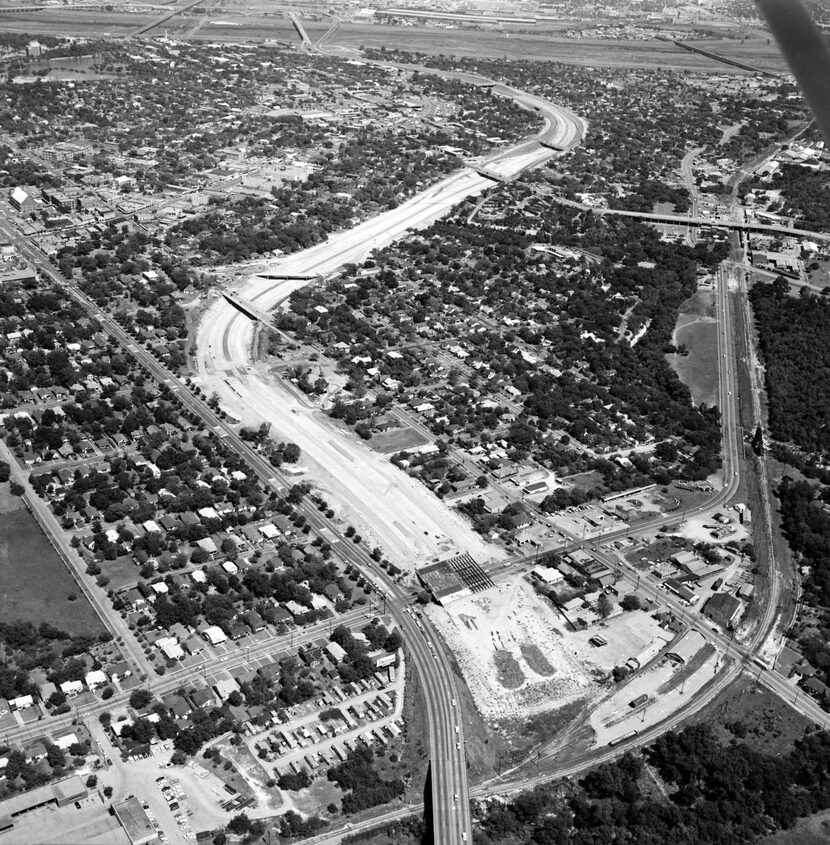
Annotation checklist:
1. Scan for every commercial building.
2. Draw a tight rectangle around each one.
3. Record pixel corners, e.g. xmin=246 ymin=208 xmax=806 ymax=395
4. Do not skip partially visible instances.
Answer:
xmin=113 ymin=796 xmax=157 ymax=845
xmin=52 ymin=775 xmax=88 ymax=807
xmin=0 ymin=774 xmax=88 ymax=833
xmin=8 ymin=187 xmax=35 ymax=214
xmin=417 ymin=552 xmax=494 ymax=605
xmin=702 ymin=592 xmax=744 ymax=630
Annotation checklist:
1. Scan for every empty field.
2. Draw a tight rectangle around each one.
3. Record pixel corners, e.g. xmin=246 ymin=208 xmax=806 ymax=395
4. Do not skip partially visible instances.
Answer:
xmin=668 ymin=318 xmax=720 ymax=408
xmin=369 ymin=426 xmax=430 ymax=454
xmin=0 ymin=503 xmax=104 ymax=636
xmin=428 ymin=578 xmax=598 ymax=721
xmin=310 ymin=23 xmax=779 ymax=71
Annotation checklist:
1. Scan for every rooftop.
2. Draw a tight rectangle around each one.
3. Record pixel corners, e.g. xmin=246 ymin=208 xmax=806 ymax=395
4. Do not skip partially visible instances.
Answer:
xmin=113 ymin=796 xmax=156 ymax=845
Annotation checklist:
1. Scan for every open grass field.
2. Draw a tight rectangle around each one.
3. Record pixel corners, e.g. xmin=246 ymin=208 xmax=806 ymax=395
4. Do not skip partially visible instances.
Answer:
xmin=306 ymin=23 xmax=784 ymax=72
xmin=0 ymin=7 xmax=789 ymax=75
xmin=0 ymin=10 xmax=146 ymax=37
xmin=668 ymin=319 xmax=720 ymax=408
xmin=0 ymin=502 xmax=104 ymax=636
xmin=369 ymin=426 xmax=430 ymax=455
xmin=684 ymin=36 xmax=788 ymax=74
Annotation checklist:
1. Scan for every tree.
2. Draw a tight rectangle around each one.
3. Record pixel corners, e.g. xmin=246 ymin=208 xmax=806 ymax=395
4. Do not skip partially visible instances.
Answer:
xmin=227 ymin=814 xmax=251 ymax=835
xmin=129 ymin=688 xmax=153 ymax=710
xmin=620 ymin=594 xmax=641 ymax=612
xmin=46 ymin=743 xmax=65 ymax=768
xmin=597 ymin=593 xmax=613 ymax=618
xmin=103 ymin=786 xmax=113 ymax=798
xmin=86 ymin=774 xmax=98 ymax=788
xmin=277 ymin=769 xmax=311 ymax=791
xmin=9 ymin=480 xmax=24 ymax=496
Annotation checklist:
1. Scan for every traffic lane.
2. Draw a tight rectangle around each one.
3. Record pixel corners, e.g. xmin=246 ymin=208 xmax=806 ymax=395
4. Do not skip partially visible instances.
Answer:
xmin=329 ymin=538 xmax=467 ymax=844
xmin=6 ymin=226 xmax=474 ymax=836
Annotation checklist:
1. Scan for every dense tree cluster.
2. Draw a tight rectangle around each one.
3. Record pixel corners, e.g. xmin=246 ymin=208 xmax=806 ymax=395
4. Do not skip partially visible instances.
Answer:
xmin=750 ymin=279 xmax=830 ymax=452
xmin=327 ymin=745 xmax=405 ymax=814
xmin=750 ymin=162 xmax=830 ymax=231
xmin=365 ymin=49 xmax=807 ymax=210
xmin=290 ymin=199 xmax=723 ymax=511
xmin=473 ymin=723 xmax=830 ymax=844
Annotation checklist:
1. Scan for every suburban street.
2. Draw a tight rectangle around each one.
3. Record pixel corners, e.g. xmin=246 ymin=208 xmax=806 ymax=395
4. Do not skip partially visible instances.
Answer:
xmin=0 ymin=40 xmax=821 ymax=845
xmin=192 ymin=84 xmax=585 ymax=845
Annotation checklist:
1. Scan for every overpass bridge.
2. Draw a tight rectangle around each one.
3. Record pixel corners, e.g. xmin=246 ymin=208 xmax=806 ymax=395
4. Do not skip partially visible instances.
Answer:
xmin=222 ymin=292 xmax=300 ymax=347
xmin=131 ymin=0 xmax=202 ymax=36
xmin=545 ymin=195 xmax=830 ymax=242
xmin=470 ymin=165 xmax=513 ymax=183
xmin=223 ymin=291 xmax=273 ymax=323
xmin=255 ymin=272 xmax=320 ymax=281
xmin=288 ymin=11 xmax=313 ymax=48
xmin=655 ymin=35 xmax=779 ymax=77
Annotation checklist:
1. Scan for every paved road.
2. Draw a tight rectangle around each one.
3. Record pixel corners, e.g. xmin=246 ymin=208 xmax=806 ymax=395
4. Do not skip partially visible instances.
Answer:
xmin=541 ymin=193 xmax=830 ymax=241
xmin=0 ymin=434 xmax=150 ymax=680
xmin=0 ymin=606 xmax=375 ymax=748
xmin=196 ymin=84 xmax=584 ymax=845
xmin=0 ymin=206 xmax=479 ymax=840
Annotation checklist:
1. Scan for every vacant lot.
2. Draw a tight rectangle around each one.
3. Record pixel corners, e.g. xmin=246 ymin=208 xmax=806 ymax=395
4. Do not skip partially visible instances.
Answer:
xmin=369 ymin=426 xmax=430 ymax=455
xmin=312 ymin=22 xmax=773 ymax=71
xmin=668 ymin=318 xmax=719 ymax=408
xmin=0 ymin=504 xmax=103 ymax=636
xmin=428 ymin=577 xmax=597 ymax=721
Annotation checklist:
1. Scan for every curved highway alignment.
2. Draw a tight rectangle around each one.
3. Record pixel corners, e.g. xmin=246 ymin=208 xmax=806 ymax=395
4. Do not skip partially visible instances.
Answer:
xmin=196 ymin=81 xmax=585 ymax=845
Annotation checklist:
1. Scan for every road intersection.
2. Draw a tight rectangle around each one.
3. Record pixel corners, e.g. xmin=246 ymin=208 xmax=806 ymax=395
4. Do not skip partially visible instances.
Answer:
xmin=0 ymin=54 xmax=819 ymax=845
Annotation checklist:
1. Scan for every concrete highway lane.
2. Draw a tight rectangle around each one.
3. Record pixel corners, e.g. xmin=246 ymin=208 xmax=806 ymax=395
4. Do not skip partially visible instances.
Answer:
xmin=195 ymin=86 xmax=585 ymax=845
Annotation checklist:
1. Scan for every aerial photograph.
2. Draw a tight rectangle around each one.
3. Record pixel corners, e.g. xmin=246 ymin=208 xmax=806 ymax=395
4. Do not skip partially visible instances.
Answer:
xmin=0 ymin=0 xmax=829 ymax=843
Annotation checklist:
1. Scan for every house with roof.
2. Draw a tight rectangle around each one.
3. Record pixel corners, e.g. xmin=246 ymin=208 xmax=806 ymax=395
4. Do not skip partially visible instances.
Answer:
xmin=84 ymin=670 xmax=108 ymax=689
xmin=60 ymin=680 xmax=84 ymax=696
xmin=188 ymin=688 xmax=216 ymax=710
xmin=325 ymin=641 xmax=347 ymax=665
xmin=269 ymin=605 xmax=293 ymax=626
xmin=161 ymin=693 xmax=191 ymax=720
xmin=323 ymin=583 xmax=343 ymax=603
xmin=197 ymin=537 xmax=218 ymax=556
xmin=285 ymin=600 xmax=311 ymax=623
xmin=213 ymin=678 xmax=241 ymax=701
xmin=228 ymin=620 xmax=250 ymax=640
xmin=156 ymin=637 xmax=184 ymax=661
xmin=258 ymin=522 xmax=280 ymax=541
xmin=109 ymin=661 xmax=131 ymax=682
xmin=203 ymin=625 xmax=228 ymax=646
xmin=183 ymin=634 xmax=205 ymax=656
xmin=38 ymin=681 xmax=58 ymax=703
xmin=241 ymin=610 xmax=265 ymax=632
